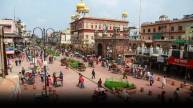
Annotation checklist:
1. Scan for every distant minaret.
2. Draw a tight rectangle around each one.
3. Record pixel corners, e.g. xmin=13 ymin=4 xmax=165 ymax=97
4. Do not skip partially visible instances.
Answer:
xmin=14 ymin=6 xmax=16 ymax=21
xmin=122 ymin=10 xmax=128 ymax=20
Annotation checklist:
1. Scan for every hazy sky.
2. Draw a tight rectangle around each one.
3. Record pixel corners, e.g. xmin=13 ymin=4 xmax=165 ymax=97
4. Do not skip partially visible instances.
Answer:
xmin=0 ymin=0 xmax=193 ymax=31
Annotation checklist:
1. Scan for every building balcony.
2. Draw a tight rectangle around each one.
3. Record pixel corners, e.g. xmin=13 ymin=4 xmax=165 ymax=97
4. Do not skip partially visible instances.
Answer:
xmin=153 ymin=39 xmax=173 ymax=42
xmin=95 ymin=35 xmax=129 ymax=40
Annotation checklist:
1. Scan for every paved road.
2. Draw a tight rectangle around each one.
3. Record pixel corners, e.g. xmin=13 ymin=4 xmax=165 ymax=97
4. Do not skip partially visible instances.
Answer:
xmin=9 ymin=55 xmax=193 ymax=103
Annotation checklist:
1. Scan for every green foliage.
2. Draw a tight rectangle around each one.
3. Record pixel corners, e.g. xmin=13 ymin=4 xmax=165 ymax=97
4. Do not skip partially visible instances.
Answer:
xmin=67 ymin=58 xmax=80 ymax=69
xmin=45 ymin=48 xmax=60 ymax=57
xmin=104 ymin=79 xmax=135 ymax=90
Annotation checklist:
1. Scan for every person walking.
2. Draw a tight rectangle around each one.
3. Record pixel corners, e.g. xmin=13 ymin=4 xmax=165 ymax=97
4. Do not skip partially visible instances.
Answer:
xmin=161 ymin=76 xmax=167 ymax=89
xmin=40 ymin=70 xmax=44 ymax=82
xmin=98 ymin=78 xmax=102 ymax=88
xmin=18 ymin=72 xmax=22 ymax=84
xmin=144 ymin=65 xmax=147 ymax=71
xmin=18 ymin=59 xmax=21 ymax=66
xmin=149 ymin=73 xmax=154 ymax=86
xmin=47 ymin=75 xmax=52 ymax=87
xmin=59 ymin=71 xmax=63 ymax=86
xmin=147 ymin=71 xmax=151 ymax=80
xmin=21 ymin=67 xmax=25 ymax=76
xmin=91 ymin=69 xmax=95 ymax=79
xmin=96 ymin=59 xmax=99 ymax=65
xmin=80 ymin=75 xmax=85 ymax=88
xmin=77 ymin=73 xmax=81 ymax=87
xmin=53 ymin=72 xmax=57 ymax=87
xmin=108 ymin=63 xmax=112 ymax=71
xmin=9 ymin=64 xmax=12 ymax=73
xmin=173 ymin=88 xmax=180 ymax=102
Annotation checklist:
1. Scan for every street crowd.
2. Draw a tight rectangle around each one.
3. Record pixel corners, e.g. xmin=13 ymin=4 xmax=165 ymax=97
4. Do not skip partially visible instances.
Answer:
xmin=6 ymin=47 xmax=192 ymax=103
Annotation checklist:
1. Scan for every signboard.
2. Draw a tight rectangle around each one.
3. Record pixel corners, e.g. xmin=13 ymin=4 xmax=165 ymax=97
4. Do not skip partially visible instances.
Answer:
xmin=174 ymin=39 xmax=192 ymax=44
xmin=167 ymin=57 xmax=193 ymax=68
xmin=6 ymin=50 xmax=14 ymax=54
xmin=6 ymin=48 xmax=15 ymax=54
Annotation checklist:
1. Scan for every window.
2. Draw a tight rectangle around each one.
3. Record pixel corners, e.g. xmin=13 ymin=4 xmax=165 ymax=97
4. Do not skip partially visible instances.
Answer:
xmin=143 ymin=29 xmax=145 ymax=33
xmin=91 ymin=25 xmax=93 ymax=29
xmin=95 ymin=25 xmax=97 ymax=29
xmin=153 ymin=28 xmax=156 ymax=32
xmin=99 ymin=25 xmax=101 ymax=29
xmin=171 ymin=26 xmax=174 ymax=31
xmin=86 ymin=35 xmax=88 ymax=39
xmin=161 ymin=36 xmax=165 ymax=40
xmin=4 ymin=25 xmax=11 ymax=32
xmin=148 ymin=37 xmax=150 ymax=40
xmin=91 ymin=36 xmax=94 ymax=39
xmin=178 ymin=26 xmax=183 ymax=31
xmin=4 ymin=25 xmax=11 ymax=29
xmin=158 ymin=26 xmax=161 ymax=31
xmin=148 ymin=29 xmax=151 ymax=33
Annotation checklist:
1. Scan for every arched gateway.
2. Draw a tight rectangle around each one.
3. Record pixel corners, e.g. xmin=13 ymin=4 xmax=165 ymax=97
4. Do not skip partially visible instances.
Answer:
xmin=97 ymin=43 xmax=103 ymax=56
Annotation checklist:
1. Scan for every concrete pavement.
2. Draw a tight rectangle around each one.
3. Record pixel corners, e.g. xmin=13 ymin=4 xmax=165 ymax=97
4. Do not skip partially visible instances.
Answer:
xmin=4 ymin=54 xmax=193 ymax=104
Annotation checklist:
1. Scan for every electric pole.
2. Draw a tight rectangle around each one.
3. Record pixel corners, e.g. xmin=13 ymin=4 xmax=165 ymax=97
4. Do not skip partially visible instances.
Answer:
xmin=0 ymin=26 xmax=8 ymax=78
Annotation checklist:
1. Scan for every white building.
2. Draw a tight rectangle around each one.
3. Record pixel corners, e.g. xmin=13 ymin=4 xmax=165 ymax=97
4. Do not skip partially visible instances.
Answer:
xmin=129 ymin=28 xmax=139 ymax=40
xmin=61 ymin=28 xmax=71 ymax=44
xmin=0 ymin=19 xmax=20 ymax=44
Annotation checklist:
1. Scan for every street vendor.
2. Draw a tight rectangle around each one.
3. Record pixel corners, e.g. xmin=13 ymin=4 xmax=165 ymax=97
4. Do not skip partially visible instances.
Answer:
xmin=98 ymin=78 xmax=102 ymax=88
xmin=53 ymin=72 xmax=57 ymax=86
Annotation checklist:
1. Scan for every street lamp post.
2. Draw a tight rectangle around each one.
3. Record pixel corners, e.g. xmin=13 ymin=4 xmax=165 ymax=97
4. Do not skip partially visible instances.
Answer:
xmin=32 ymin=27 xmax=55 ymax=96
xmin=112 ymin=27 xmax=120 ymax=61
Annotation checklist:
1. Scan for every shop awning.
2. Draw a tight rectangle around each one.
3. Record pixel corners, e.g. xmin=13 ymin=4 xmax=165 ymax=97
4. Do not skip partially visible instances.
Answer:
xmin=174 ymin=39 xmax=192 ymax=44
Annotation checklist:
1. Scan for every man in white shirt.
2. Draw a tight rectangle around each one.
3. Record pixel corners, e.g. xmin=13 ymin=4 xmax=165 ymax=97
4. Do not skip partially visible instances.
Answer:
xmin=147 ymin=71 xmax=151 ymax=80
xmin=161 ymin=76 xmax=167 ymax=89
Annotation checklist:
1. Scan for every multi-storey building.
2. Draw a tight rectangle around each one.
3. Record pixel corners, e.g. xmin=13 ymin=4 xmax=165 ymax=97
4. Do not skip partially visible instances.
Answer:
xmin=141 ymin=14 xmax=193 ymax=51
xmin=70 ymin=17 xmax=129 ymax=47
xmin=136 ymin=15 xmax=193 ymax=73
xmin=0 ymin=19 xmax=20 ymax=45
xmin=0 ymin=19 xmax=27 ymax=55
